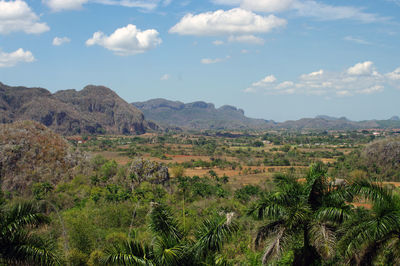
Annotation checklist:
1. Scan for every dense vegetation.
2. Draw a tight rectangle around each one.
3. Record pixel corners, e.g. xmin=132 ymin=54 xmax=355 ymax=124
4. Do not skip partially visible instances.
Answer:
xmin=2 ymin=121 xmax=400 ymax=265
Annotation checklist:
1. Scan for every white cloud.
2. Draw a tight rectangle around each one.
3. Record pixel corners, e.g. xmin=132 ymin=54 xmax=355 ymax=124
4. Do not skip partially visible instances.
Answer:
xmin=213 ymin=40 xmax=224 ymax=45
xmin=228 ymin=34 xmax=264 ymax=45
xmin=169 ymin=8 xmax=287 ymax=36
xmin=0 ymin=48 xmax=35 ymax=67
xmin=300 ymin=69 xmax=323 ymax=79
xmin=344 ymin=36 xmax=371 ymax=45
xmin=245 ymin=62 xmax=399 ymax=97
xmin=0 ymin=0 xmax=49 ymax=34
xmin=160 ymin=74 xmax=170 ymax=80
xmin=201 ymin=55 xmax=230 ymax=64
xmin=44 ymin=0 xmax=161 ymax=11
xmin=252 ymin=75 xmax=276 ymax=87
xmin=358 ymin=85 xmax=384 ymax=95
xmin=387 ymin=67 xmax=400 ymax=80
xmin=86 ymin=24 xmax=162 ymax=56
xmin=347 ymin=61 xmax=374 ymax=76
xmin=213 ymin=0 xmax=388 ymax=23
xmin=53 ymin=36 xmax=71 ymax=46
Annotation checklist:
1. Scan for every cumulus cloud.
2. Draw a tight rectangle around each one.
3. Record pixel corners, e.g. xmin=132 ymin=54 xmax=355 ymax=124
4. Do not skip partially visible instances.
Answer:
xmin=169 ymin=8 xmax=287 ymax=36
xmin=0 ymin=0 xmax=49 ymax=34
xmin=347 ymin=61 xmax=375 ymax=76
xmin=387 ymin=68 xmax=400 ymax=80
xmin=53 ymin=37 xmax=71 ymax=46
xmin=300 ymin=69 xmax=323 ymax=79
xmin=44 ymin=0 xmax=161 ymax=11
xmin=0 ymin=48 xmax=35 ymax=67
xmin=86 ymin=24 xmax=162 ymax=56
xmin=251 ymin=75 xmax=276 ymax=86
xmin=244 ymin=61 xmax=399 ymax=96
xmin=213 ymin=0 xmax=388 ymax=23
xmin=201 ymin=55 xmax=230 ymax=64
xmin=228 ymin=34 xmax=264 ymax=45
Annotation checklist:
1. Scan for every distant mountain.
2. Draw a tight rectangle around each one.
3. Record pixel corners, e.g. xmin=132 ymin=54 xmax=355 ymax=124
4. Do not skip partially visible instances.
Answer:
xmin=134 ymin=98 xmax=400 ymax=131
xmin=2 ymin=82 xmax=399 ymax=132
xmin=277 ymin=117 xmax=379 ymax=130
xmin=315 ymin=115 xmax=349 ymax=121
xmin=0 ymin=82 xmax=157 ymax=135
xmin=133 ymin=98 xmax=275 ymax=130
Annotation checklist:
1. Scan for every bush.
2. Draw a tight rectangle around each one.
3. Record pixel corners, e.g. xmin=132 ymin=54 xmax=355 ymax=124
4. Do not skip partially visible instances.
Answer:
xmin=234 ymin=185 xmax=260 ymax=202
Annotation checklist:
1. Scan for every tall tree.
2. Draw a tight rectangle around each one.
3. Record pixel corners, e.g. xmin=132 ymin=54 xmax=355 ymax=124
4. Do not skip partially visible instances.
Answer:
xmin=249 ymin=162 xmax=350 ymax=265
xmin=339 ymin=180 xmax=400 ymax=265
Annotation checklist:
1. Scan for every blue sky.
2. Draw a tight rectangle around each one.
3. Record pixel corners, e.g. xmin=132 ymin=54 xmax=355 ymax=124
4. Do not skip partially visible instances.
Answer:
xmin=0 ymin=0 xmax=399 ymax=121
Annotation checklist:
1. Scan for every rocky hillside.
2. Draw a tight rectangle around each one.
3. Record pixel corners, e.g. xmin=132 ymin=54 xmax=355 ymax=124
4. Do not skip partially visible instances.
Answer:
xmin=0 ymin=82 xmax=157 ymax=135
xmin=0 ymin=121 xmax=83 ymax=194
xmin=133 ymin=98 xmax=275 ymax=130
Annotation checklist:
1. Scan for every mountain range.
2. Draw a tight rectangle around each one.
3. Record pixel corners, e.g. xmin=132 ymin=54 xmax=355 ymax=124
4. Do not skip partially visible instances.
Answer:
xmin=132 ymin=98 xmax=275 ymax=130
xmin=0 ymin=82 xmax=157 ymax=135
xmin=1 ymin=82 xmax=399 ymax=134
xmin=133 ymin=98 xmax=400 ymax=131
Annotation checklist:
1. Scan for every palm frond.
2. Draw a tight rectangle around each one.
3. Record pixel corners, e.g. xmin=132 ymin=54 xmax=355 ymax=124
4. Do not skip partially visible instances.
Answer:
xmin=316 ymin=206 xmax=351 ymax=224
xmin=18 ymin=236 xmax=60 ymax=266
xmin=255 ymin=220 xmax=284 ymax=248
xmin=2 ymin=201 xmax=49 ymax=234
xmin=286 ymin=203 xmax=311 ymax=230
xmin=304 ymin=162 xmax=329 ymax=210
xmin=308 ymin=222 xmax=336 ymax=260
xmin=385 ymin=236 xmax=400 ymax=265
xmin=149 ymin=202 xmax=183 ymax=241
xmin=103 ymin=239 xmax=154 ymax=266
xmin=261 ymin=227 xmax=285 ymax=265
xmin=194 ymin=214 xmax=238 ymax=259
xmin=153 ymin=236 xmax=185 ymax=265
xmin=348 ymin=179 xmax=393 ymax=203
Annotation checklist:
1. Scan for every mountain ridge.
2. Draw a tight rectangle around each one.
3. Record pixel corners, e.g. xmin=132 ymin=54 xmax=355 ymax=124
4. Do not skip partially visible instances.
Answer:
xmin=2 ymin=81 xmax=399 ymax=132
xmin=0 ymin=82 xmax=157 ymax=135
xmin=134 ymin=98 xmax=400 ymax=131
xmin=133 ymin=98 xmax=275 ymax=130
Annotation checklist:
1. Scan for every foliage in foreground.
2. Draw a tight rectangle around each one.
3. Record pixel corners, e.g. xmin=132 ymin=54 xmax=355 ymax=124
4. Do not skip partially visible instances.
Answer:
xmin=0 ymin=200 xmax=60 ymax=265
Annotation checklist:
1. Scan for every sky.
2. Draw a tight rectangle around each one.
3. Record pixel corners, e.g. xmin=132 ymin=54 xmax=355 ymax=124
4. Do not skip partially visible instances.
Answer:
xmin=0 ymin=0 xmax=399 ymax=122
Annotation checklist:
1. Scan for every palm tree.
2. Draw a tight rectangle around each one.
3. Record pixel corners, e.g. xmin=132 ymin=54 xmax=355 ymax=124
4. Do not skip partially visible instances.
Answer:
xmin=339 ymin=180 xmax=400 ymax=265
xmin=104 ymin=202 xmax=238 ymax=265
xmin=103 ymin=239 xmax=154 ymax=265
xmin=249 ymin=162 xmax=351 ymax=265
xmin=0 ymin=201 xmax=60 ymax=265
